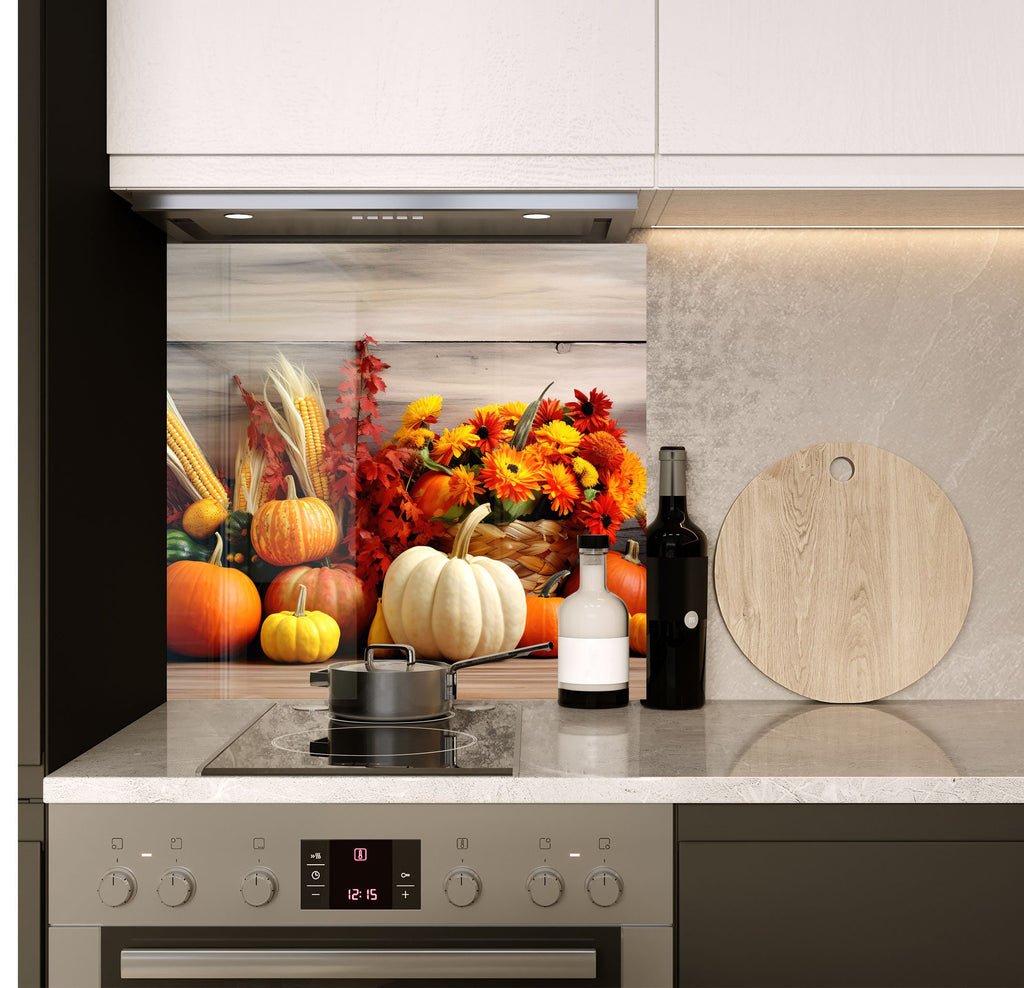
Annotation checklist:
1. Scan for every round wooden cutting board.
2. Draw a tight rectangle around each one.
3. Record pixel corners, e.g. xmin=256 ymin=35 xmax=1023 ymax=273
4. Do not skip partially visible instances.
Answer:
xmin=714 ymin=442 xmax=972 ymax=703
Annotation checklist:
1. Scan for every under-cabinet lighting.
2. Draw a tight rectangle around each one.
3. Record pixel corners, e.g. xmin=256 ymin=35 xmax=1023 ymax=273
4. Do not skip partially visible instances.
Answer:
xmin=523 ymin=213 xmax=552 ymax=220
xmin=223 ymin=212 xmax=253 ymax=220
xmin=650 ymin=224 xmax=1024 ymax=229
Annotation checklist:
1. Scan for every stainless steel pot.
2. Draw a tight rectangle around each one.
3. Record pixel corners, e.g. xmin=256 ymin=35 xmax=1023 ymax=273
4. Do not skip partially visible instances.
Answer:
xmin=310 ymin=642 xmax=552 ymax=722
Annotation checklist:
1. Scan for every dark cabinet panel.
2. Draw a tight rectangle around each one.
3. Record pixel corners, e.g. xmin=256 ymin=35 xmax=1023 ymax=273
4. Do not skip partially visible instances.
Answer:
xmin=676 ymin=808 xmax=1024 ymax=988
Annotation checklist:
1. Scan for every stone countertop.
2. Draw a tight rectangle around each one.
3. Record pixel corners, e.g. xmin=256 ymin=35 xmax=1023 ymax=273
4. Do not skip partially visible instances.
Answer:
xmin=43 ymin=699 xmax=1024 ymax=804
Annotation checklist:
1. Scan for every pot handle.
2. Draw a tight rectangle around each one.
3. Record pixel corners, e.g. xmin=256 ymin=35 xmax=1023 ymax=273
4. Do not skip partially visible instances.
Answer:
xmin=447 ymin=642 xmax=553 ymax=675
xmin=365 ymin=643 xmax=416 ymax=671
xmin=309 ymin=669 xmax=330 ymax=687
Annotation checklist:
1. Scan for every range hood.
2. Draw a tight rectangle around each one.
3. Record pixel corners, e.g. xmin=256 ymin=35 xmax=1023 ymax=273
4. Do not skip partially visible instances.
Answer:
xmin=118 ymin=191 xmax=639 ymax=243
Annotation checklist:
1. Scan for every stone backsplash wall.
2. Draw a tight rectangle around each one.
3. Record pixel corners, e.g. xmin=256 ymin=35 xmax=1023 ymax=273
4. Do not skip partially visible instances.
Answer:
xmin=636 ymin=228 xmax=1023 ymax=699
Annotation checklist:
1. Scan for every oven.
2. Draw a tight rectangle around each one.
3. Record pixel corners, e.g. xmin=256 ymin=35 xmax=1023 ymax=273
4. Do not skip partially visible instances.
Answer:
xmin=48 ymin=803 xmax=674 ymax=987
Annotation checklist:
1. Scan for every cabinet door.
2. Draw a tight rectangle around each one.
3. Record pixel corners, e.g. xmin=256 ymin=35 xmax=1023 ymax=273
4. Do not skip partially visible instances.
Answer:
xmin=677 ymin=839 xmax=1024 ymax=987
xmin=659 ymin=0 xmax=1024 ymax=155
xmin=108 ymin=0 xmax=655 ymax=157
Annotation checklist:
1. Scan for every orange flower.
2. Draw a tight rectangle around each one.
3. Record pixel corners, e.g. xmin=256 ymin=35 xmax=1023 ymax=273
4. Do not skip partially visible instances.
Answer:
xmin=467 ymin=408 xmax=512 ymax=455
xmin=448 ymin=465 xmax=483 ymax=506
xmin=579 ymin=430 xmax=625 ymax=471
xmin=579 ymin=491 xmax=625 ymax=538
xmin=618 ymin=448 xmax=647 ymax=508
xmin=534 ymin=397 xmax=566 ymax=425
xmin=566 ymin=388 xmax=613 ymax=432
xmin=432 ymin=424 xmax=479 ymax=465
xmin=479 ymin=447 xmax=538 ymax=502
xmin=540 ymin=462 xmax=581 ymax=516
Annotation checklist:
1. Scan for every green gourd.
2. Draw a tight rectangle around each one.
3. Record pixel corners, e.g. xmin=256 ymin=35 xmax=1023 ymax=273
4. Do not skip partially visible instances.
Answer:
xmin=166 ymin=529 xmax=212 ymax=566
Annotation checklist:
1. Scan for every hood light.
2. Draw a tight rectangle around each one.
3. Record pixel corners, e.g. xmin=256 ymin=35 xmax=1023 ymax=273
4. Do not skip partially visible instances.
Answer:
xmin=523 ymin=213 xmax=551 ymax=220
xmin=224 ymin=212 xmax=254 ymax=220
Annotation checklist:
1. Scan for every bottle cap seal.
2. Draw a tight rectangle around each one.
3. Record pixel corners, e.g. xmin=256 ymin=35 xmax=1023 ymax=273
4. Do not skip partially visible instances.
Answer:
xmin=659 ymin=446 xmax=687 ymax=460
xmin=577 ymin=534 xmax=609 ymax=549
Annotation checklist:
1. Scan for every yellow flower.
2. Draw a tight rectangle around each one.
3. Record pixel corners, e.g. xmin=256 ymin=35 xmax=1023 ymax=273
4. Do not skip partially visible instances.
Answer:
xmin=392 ymin=425 xmax=435 ymax=449
xmin=498 ymin=400 xmax=528 ymax=426
xmin=572 ymin=456 xmax=599 ymax=488
xmin=533 ymin=420 xmax=582 ymax=457
xmin=402 ymin=395 xmax=442 ymax=429
xmin=432 ymin=424 xmax=480 ymax=465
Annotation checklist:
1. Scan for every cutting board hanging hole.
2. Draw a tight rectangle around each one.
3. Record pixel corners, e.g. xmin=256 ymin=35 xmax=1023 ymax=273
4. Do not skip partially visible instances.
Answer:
xmin=829 ymin=456 xmax=854 ymax=482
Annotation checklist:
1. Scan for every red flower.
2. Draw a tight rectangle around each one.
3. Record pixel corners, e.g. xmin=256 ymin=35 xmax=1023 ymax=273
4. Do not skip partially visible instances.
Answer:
xmin=467 ymin=408 xmax=511 ymax=455
xmin=565 ymin=388 xmax=613 ymax=432
xmin=579 ymin=492 xmax=625 ymax=539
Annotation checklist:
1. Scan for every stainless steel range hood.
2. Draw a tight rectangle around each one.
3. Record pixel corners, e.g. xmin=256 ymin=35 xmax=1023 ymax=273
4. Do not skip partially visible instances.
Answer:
xmin=119 ymin=191 xmax=639 ymax=243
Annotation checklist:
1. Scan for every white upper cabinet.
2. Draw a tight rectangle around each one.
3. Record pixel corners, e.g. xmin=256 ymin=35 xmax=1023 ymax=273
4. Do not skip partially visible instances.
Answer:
xmin=659 ymin=0 xmax=1024 ymax=154
xmin=657 ymin=0 xmax=1024 ymax=188
xmin=108 ymin=0 xmax=656 ymax=188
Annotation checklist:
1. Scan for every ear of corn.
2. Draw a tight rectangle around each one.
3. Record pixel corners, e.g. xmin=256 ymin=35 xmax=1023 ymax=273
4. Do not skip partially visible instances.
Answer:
xmin=233 ymin=434 xmax=268 ymax=514
xmin=167 ymin=393 xmax=229 ymax=506
xmin=264 ymin=353 xmax=332 ymax=502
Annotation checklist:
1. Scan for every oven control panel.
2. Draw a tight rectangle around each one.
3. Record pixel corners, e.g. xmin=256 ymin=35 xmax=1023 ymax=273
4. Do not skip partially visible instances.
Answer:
xmin=49 ymin=803 xmax=673 ymax=927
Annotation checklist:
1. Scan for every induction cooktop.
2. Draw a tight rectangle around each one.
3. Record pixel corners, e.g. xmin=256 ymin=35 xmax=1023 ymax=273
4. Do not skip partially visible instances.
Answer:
xmin=201 ymin=701 xmax=520 ymax=776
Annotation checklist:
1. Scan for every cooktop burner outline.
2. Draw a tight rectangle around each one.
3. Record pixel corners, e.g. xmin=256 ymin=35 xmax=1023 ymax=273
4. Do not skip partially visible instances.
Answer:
xmin=270 ymin=725 xmax=479 ymax=758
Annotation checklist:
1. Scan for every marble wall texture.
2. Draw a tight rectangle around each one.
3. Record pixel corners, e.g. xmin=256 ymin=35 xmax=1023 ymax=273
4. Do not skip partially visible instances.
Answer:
xmin=635 ymin=228 xmax=1024 ymax=700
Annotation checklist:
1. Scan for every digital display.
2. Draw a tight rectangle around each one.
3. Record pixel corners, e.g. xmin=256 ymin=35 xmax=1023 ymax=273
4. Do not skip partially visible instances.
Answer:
xmin=301 ymin=839 xmax=420 ymax=910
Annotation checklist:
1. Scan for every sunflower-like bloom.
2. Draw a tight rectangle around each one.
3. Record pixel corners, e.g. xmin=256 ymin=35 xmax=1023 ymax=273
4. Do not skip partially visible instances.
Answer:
xmin=498 ymin=400 xmax=528 ymax=427
xmin=579 ymin=430 xmax=625 ymax=470
xmin=534 ymin=397 xmax=566 ymax=426
xmin=579 ymin=491 xmax=625 ymax=538
xmin=532 ymin=419 xmax=582 ymax=459
xmin=392 ymin=425 xmax=435 ymax=449
xmin=618 ymin=448 xmax=647 ymax=508
xmin=467 ymin=408 xmax=512 ymax=455
xmin=479 ymin=446 xmax=539 ymax=502
xmin=571 ymin=456 xmax=599 ymax=488
xmin=432 ymin=424 xmax=480 ymax=465
xmin=565 ymin=387 xmax=613 ymax=432
xmin=402 ymin=394 xmax=443 ymax=429
xmin=448 ymin=465 xmax=483 ymax=506
xmin=540 ymin=462 xmax=581 ymax=516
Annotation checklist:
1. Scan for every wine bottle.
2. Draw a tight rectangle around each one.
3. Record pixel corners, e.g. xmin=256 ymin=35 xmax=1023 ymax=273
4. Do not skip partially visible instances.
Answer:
xmin=642 ymin=446 xmax=708 ymax=710
xmin=557 ymin=534 xmax=630 ymax=708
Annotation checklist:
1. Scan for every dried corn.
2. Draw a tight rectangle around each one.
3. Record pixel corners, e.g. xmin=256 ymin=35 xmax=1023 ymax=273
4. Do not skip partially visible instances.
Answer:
xmin=264 ymin=354 xmax=332 ymax=503
xmin=167 ymin=394 xmax=229 ymax=506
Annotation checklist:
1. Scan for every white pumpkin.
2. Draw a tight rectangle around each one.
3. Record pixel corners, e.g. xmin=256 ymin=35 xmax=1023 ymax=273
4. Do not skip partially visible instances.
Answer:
xmin=381 ymin=503 xmax=527 ymax=660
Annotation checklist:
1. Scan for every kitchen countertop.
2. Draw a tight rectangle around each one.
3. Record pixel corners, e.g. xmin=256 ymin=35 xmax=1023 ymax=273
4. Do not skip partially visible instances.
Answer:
xmin=43 ymin=699 xmax=1024 ymax=804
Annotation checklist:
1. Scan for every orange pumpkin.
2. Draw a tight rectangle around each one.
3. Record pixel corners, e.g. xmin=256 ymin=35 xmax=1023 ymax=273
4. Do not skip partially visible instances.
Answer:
xmin=410 ymin=470 xmax=458 ymax=520
xmin=629 ymin=612 xmax=647 ymax=655
xmin=517 ymin=570 xmax=569 ymax=658
xmin=167 ymin=533 xmax=261 ymax=658
xmin=263 ymin=561 xmax=376 ymax=652
xmin=565 ymin=539 xmax=646 ymax=615
xmin=250 ymin=474 xmax=338 ymax=566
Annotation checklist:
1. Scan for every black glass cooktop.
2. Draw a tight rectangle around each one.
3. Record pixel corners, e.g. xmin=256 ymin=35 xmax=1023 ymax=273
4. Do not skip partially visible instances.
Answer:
xmin=201 ymin=701 xmax=520 ymax=776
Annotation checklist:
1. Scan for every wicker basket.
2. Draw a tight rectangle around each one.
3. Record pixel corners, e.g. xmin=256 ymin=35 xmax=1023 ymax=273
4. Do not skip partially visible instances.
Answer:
xmin=438 ymin=517 xmax=580 ymax=595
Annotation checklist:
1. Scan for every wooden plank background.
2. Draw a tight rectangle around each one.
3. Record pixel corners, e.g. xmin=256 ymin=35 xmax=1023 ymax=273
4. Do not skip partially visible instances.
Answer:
xmin=167 ymin=244 xmax=647 ymax=700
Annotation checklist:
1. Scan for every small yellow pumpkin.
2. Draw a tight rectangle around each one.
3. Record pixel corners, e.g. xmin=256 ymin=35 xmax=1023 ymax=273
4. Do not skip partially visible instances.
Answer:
xmin=260 ymin=583 xmax=341 ymax=663
xmin=381 ymin=504 xmax=527 ymax=661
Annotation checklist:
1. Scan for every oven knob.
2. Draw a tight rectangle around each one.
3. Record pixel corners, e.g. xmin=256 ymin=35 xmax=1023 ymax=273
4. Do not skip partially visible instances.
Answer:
xmin=157 ymin=868 xmax=196 ymax=907
xmin=97 ymin=868 xmax=137 ymax=907
xmin=444 ymin=867 xmax=481 ymax=907
xmin=585 ymin=867 xmax=623 ymax=907
xmin=526 ymin=867 xmax=564 ymax=907
xmin=241 ymin=867 xmax=278 ymax=907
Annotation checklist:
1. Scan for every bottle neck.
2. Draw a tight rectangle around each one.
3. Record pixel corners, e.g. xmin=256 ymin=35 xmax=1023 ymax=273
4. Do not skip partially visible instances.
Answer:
xmin=658 ymin=453 xmax=688 ymax=514
xmin=577 ymin=549 xmax=609 ymax=591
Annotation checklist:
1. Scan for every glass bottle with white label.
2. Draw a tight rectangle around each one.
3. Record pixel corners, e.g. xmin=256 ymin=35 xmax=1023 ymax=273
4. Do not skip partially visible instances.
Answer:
xmin=557 ymin=534 xmax=630 ymax=708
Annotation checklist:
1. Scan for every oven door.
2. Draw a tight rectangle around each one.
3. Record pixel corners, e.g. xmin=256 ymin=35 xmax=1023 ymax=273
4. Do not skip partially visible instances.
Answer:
xmin=99 ymin=926 xmax=623 ymax=987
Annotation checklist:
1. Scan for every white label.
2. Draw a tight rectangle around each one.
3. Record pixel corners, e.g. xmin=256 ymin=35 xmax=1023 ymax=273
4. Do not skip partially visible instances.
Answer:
xmin=684 ymin=611 xmax=700 ymax=629
xmin=557 ymin=637 xmax=630 ymax=690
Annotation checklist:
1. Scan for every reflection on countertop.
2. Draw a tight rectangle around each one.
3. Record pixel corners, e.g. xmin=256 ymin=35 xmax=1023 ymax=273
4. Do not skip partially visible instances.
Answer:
xmin=43 ymin=699 xmax=1024 ymax=805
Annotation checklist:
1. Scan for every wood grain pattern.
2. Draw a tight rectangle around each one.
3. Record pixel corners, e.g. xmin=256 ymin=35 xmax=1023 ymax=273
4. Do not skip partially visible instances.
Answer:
xmin=167 ymin=657 xmax=649 ymax=701
xmin=714 ymin=442 xmax=972 ymax=703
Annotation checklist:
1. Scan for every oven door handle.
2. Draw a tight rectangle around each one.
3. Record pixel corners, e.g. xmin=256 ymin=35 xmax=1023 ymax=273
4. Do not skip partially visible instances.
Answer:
xmin=121 ymin=947 xmax=598 ymax=980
